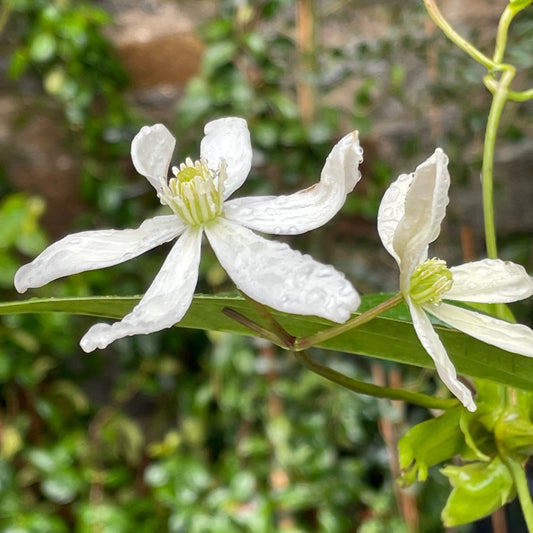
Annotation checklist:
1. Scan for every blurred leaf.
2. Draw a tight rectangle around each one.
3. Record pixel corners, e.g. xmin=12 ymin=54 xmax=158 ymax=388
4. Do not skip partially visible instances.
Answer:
xmin=177 ymin=78 xmax=211 ymax=127
xmin=26 ymin=448 xmax=57 ymax=473
xmin=28 ymin=33 xmax=56 ymax=62
xmin=2 ymin=294 xmax=533 ymax=391
xmin=0 ymin=425 xmax=23 ymax=460
xmin=253 ymin=120 xmax=280 ymax=148
xmin=102 ymin=414 xmax=144 ymax=465
xmin=203 ymin=18 xmax=233 ymax=40
xmin=8 ymin=48 xmax=29 ymax=79
xmin=269 ymin=93 xmax=300 ymax=120
xmin=41 ymin=469 xmax=82 ymax=504
xmin=44 ymin=66 xmax=66 ymax=95
xmin=77 ymin=503 xmax=131 ymax=533
xmin=201 ymin=41 xmax=237 ymax=75
xmin=243 ymin=32 xmax=266 ymax=56
xmin=0 ymin=253 xmax=19 ymax=288
xmin=147 ymin=431 xmax=181 ymax=459
xmin=47 ymin=380 xmax=90 ymax=414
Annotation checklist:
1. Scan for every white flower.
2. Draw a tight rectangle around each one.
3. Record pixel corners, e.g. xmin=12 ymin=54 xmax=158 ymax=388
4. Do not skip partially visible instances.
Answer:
xmin=378 ymin=149 xmax=533 ymax=412
xmin=15 ymin=117 xmax=363 ymax=352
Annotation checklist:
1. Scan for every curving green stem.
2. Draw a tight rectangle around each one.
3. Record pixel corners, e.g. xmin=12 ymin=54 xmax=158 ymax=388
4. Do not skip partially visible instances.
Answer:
xmin=240 ymin=292 xmax=296 ymax=348
xmin=495 ymin=1 xmax=533 ymax=65
xmin=222 ymin=307 xmax=291 ymax=347
xmin=502 ymin=456 xmax=533 ymax=532
xmin=223 ymin=297 xmax=459 ymax=410
xmin=484 ymin=77 xmax=533 ymax=102
xmin=494 ymin=5 xmax=516 ymax=65
xmin=292 ymin=349 xmax=459 ymax=410
xmin=423 ymin=0 xmax=498 ymax=70
xmin=481 ymin=67 xmax=515 ymax=260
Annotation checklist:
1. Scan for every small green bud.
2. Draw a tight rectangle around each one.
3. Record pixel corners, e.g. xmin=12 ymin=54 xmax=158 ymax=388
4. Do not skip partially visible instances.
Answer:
xmin=441 ymin=457 xmax=515 ymax=526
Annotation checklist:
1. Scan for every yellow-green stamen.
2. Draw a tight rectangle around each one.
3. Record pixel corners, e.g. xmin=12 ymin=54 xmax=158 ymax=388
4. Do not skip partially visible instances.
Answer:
xmin=409 ymin=258 xmax=453 ymax=305
xmin=158 ymin=157 xmax=225 ymax=225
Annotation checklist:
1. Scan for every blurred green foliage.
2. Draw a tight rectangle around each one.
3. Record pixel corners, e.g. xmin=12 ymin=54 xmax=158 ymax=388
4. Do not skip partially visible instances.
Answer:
xmin=0 ymin=195 xmax=427 ymax=531
xmin=175 ymin=0 xmax=392 ymax=220
xmin=6 ymin=0 xmax=129 ymax=126
xmin=0 ymin=1 xmax=437 ymax=531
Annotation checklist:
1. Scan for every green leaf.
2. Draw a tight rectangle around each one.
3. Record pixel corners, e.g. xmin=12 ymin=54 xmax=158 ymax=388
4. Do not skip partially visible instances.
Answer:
xmin=201 ymin=41 xmax=237 ymax=75
xmin=8 ymin=48 xmax=29 ymax=79
xmin=441 ymin=457 xmax=515 ymax=526
xmin=1 ymin=294 xmax=533 ymax=392
xmin=269 ymin=93 xmax=300 ymax=120
xmin=41 ymin=469 xmax=82 ymax=504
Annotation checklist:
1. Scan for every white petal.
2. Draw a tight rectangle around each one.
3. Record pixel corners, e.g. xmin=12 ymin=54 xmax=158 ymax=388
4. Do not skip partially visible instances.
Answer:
xmin=426 ymin=302 xmax=533 ymax=358
xmin=200 ymin=117 xmax=252 ymax=199
xmin=446 ymin=259 xmax=533 ymax=303
xmin=131 ymin=124 xmax=176 ymax=191
xmin=377 ymin=172 xmax=414 ymax=264
xmin=80 ymin=226 xmax=203 ymax=352
xmin=223 ymin=131 xmax=363 ymax=235
xmin=205 ymin=217 xmax=360 ymax=323
xmin=14 ymin=215 xmax=184 ymax=293
xmin=408 ymin=298 xmax=476 ymax=411
xmin=392 ymin=149 xmax=450 ymax=286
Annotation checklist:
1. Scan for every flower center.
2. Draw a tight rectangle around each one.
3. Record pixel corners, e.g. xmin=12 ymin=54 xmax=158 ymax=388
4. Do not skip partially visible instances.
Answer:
xmin=409 ymin=258 xmax=453 ymax=305
xmin=158 ymin=157 xmax=226 ymax=226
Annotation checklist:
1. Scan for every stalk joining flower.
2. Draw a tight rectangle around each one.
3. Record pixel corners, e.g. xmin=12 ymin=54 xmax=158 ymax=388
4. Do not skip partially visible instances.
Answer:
xmin=378 ymin=148 xmax=533 ymax=412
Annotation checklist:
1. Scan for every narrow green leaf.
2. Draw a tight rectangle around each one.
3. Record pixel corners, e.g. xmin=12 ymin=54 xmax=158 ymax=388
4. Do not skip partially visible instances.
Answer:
xmin=1 ymin=294 xmax=533 ymax=391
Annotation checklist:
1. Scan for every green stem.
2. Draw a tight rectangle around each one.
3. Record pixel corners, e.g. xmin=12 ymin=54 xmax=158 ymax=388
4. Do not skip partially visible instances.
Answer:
xmin=503 ymin=456 xmax=533 ymax=532
xmin=295 ymin=292 xmax=404 ymax=350
xmin=481 ymin=67 xmax=515 ymax=260
xmin=493 ymin=4 xmax=516 ymax=65
xmin=222 ymin=307 xmax=291 ymax=347
xmin=293 ymin=349 xmax=459 ymax=410
xmin=505 ymin=86 xmax=533 ymax=102
xmin=492 ymin=0 xmax=532 ymax=64
xmin=423 ymin=0 xmax=499 ymax=70
xmin=224 ymin=297 xmax=458 ymax=410
xmin=240 ymin=292 xmax=296 ymax=348
xmin=484 ymin=77 xmax=533 ymax=102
